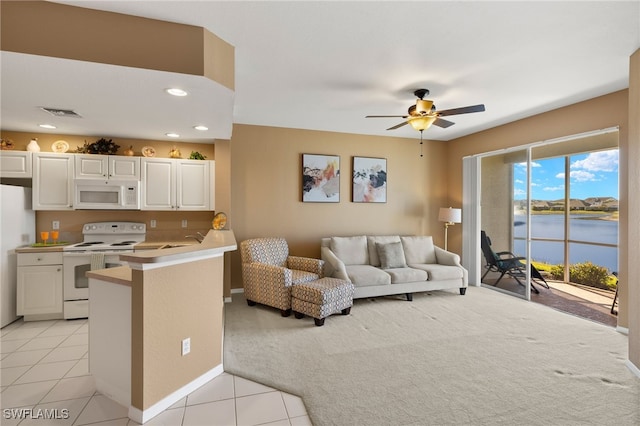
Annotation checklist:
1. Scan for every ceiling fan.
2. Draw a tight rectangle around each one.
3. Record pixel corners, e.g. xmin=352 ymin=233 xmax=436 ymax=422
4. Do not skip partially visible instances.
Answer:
xmin=366 ymin=89 xmax=485 ymax=132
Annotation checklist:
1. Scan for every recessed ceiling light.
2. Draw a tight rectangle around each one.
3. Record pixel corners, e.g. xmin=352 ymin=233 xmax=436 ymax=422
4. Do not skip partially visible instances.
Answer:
xmin=166 ymin=133 xmax=180 ymax=138
xmin=165 ymin=88 xmax=188 ymax=97
xmin=194 ymin=125 xmax=208 ymax=131
xmin=39 ymin=124 xmax=57 ymax=129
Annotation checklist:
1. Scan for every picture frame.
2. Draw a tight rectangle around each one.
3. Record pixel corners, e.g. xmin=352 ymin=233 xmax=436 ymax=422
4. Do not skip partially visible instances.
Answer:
xmin=302 ymin=153 xmax=340 ymax=202
xmin=352 ymin=156 xmax=387 ymax=203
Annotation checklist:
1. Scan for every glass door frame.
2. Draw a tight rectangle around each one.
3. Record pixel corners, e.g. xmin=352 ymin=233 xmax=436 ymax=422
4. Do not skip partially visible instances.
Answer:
xmin=462 ymin=127 xmax=619 ymax=301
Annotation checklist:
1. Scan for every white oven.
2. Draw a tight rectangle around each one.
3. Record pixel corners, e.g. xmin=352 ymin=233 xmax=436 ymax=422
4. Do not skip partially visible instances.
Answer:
xmin=74 ymin=179 xmax=140 ymax=210
xmin=62 ymin=222 xmax=145 ymax=319
xmin=62 ymin=251 xmax=129 ymax=319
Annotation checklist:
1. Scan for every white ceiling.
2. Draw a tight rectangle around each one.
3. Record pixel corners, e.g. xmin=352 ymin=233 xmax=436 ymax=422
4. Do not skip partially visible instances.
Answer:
xmin=2 ymin=1 xmax=639 ymax=143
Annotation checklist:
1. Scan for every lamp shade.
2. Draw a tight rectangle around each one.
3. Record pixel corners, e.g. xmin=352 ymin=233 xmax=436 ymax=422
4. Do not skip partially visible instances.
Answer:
xmin=438 ymin=207 xmax=461 ymax=224
xmin=408 ymin=115 xmax=437 ymax=131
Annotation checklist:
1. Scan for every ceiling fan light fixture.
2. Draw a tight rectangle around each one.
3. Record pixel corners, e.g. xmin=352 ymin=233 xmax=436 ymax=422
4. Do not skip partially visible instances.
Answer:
xmin=415 ymin=99 xmax=433 ymax=114
xmin=409 ymin=115 xmax=436 ymax=131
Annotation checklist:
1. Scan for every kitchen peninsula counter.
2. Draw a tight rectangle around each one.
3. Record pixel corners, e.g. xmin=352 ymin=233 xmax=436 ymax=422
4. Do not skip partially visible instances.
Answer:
xmin=87 ymin=229 xmax=236 ymax=424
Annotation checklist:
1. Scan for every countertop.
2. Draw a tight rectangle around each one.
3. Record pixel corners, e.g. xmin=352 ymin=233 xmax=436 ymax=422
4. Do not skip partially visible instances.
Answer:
xmin=15 ymin=238 xmax=201 ymax=254
xmin=15 ymin=244 xmax=69 ymax=253
xmin=120 ymin=230 xmax=236 ymax=264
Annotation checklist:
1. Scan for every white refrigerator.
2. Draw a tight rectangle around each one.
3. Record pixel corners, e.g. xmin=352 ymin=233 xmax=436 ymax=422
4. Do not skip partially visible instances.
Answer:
xmin=1 ymin=184 xmax=36 ymax=327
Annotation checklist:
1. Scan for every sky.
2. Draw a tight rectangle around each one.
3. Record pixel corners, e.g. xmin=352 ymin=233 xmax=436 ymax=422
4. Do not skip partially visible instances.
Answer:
xmin=514 ymin=148 xmax=619 ymax=200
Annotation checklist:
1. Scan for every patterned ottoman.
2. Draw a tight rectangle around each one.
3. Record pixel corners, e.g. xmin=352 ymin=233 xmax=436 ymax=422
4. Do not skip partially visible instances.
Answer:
xmin=291 ymin=277 xmax=355 ymax=326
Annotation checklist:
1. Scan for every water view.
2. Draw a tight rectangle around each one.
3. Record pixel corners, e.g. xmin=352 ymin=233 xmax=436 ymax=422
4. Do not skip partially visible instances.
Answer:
xmin=513 ymin=213 xmax=618 ymax=272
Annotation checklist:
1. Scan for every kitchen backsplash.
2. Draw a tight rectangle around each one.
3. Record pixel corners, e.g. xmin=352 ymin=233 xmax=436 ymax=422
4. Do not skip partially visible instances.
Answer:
xmin=36 ymin=210 xmax=217 ymax=244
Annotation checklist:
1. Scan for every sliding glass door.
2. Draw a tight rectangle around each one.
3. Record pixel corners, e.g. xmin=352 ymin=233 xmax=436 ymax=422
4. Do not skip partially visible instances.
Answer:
xmin=467 ymin=129 xmax=619 ymax=303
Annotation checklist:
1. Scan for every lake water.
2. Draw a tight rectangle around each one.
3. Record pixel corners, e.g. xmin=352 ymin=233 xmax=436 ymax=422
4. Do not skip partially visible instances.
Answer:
xmin=512 ymin=213 xmax=619 ymax=272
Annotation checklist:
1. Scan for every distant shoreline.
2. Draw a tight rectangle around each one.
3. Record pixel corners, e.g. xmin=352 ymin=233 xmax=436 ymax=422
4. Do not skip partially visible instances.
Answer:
xmin=515 ymin=210 xmax=619 ymax=221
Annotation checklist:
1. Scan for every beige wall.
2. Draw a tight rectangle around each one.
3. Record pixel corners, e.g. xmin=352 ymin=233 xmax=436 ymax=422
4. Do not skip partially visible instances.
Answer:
xmin=228 ymin=124 xmax=449 ymax=289
xmin=1 ymin=1 xmax=233 ymax=88
xmin=480 ymin=154 xmax=515 ymax=250
xmin=131 ymin=256 xmax=223 ymax=410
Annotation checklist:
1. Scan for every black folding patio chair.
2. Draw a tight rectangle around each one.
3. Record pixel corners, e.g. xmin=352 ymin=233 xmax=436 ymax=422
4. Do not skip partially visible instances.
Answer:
xmin=480 ymin=230 xmax=548 ymax=294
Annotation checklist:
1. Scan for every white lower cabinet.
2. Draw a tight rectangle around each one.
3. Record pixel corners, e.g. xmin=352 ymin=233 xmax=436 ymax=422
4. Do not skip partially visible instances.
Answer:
xmin=141 ymin=158 xmax=214 ymax=211
xmin=17 ymin=252 xmax=63 ymax=318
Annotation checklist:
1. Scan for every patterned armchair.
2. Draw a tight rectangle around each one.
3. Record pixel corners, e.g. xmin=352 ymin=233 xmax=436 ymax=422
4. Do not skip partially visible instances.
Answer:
xmin=240 ymin=237 xmax=325 ymax=316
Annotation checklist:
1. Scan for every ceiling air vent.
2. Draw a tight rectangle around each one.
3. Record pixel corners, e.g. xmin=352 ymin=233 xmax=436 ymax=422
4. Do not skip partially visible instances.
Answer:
xmin=40 ymin=107 xmax=82 ymax=118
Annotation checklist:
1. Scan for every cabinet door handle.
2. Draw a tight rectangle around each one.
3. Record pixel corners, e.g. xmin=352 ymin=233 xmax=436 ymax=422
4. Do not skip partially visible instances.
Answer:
xmin=57 ymin=268 xmax=61 ymax=272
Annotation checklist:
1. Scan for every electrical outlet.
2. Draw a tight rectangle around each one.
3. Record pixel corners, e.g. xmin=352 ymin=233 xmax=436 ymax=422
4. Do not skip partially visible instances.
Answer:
xmin=52 ymin=221 xmax=60 ymax=230
xmin=181 ymin=219 xmax=188 ymax=228
xmin=150 ymin=219 xmax=157 ymax=228
xmin=181 ymin=338 xmax=191 ymax=356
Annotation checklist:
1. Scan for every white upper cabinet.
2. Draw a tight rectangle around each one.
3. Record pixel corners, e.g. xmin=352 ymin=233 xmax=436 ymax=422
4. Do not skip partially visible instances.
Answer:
xmin=75 ymin=155 xmax=140 ymax=180
xmin=177 ymin=159 xmax=214 ymax=210
xmin=32 ymin=153 xmax=74 ymax=210
xmin=141 ymin=158 xmax=214 ymax=211
xmin=0 ymin=151 xmax=32 ymax=178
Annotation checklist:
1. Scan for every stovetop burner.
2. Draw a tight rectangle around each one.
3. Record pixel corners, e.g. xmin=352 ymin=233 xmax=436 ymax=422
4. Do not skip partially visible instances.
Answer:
xmin=63 ymin=221 xmax=146 ymax=252
xmin=75 ymin=241 xmax=104 ymax=247
xmin=111 ymin=241 xmax=138 ymax=246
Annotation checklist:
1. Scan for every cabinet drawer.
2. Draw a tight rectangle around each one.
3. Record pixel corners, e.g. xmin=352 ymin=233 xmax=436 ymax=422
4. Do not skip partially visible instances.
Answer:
xmin=18 ymin=252 xmax=63 ymax=266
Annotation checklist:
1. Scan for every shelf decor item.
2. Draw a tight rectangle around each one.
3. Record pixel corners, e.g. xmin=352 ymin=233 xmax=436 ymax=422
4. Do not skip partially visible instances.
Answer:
xmin=27 ymin=138 xmax=41 ymax=152
xmin=141 ymin=146 xmax=156 ymax=157
xmin=51 ymin=140 xmax=69 ymax=153
xmin=0 ymin=139 xmax=14 ymax=150
xmin=352 ymin=156 xmax=387 ymax=203
xmin=212 ymin=212 xmax=227 ymax=230
xmin=169 ymin=146 xmax=182 ymax=158
xmin=302 ymin=153 xmax=340 ymax=203
xmin=189 ymin=151 xmax=206 ymax=160
xmin=76 ymin=138 xmax=120 ymax=154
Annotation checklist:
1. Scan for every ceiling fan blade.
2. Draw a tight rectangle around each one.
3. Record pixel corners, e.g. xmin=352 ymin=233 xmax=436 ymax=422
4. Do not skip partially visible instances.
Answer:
xmin=436 ymin=104 xmax=485 ymax=117
xmin=387 ymin=121 xmax=409 ymax=130
xmin=366 ymin=115 xmax=408 ymax=118
xmin=433 ymin=118 xmax=455 ymax=128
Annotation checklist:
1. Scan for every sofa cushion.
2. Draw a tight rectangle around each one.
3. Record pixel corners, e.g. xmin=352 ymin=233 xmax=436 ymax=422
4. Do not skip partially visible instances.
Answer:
xmin=409 ymin=264 xmax=464 ymax=281
xmin=330 ymin=236 xmax=369 ymax=265
xmin=376 ymin=241 xmax=407 ymax=269
xmin=384 ymin=267 xmax=428 ymax=284
xmin=401 ymin=236 xmax=437 ymax=264
xmin=367 ymin=236 xmax=401 ymax=266
xmin=345 ymin=265 xmax=391 ymax=286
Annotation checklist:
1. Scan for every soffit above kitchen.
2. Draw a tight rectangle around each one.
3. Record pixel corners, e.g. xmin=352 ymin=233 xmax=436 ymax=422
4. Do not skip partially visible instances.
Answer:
xmin=48 ymin=0 xmax=640 ymax=142
xmin=0 ymin=1 xmax=234 ymax=143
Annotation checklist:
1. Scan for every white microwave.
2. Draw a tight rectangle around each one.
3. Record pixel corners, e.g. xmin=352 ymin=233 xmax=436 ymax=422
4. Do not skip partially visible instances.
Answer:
xmin=74 ymin=179 xmax=140 ymax=210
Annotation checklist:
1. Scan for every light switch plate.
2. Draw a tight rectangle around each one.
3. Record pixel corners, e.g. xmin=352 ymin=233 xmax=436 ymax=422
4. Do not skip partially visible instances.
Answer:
xmin=182 ymin=338 xmax=190 ymax=356
xmin=181 ymin=219 xmax=188 ymax=228
xmin=52 ymin=221 xmax=60 ymax=230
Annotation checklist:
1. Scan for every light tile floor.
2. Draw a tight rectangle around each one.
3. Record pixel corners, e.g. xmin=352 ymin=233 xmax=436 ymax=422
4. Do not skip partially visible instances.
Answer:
xmin=1 ymin=318 xmax=311 ymax=426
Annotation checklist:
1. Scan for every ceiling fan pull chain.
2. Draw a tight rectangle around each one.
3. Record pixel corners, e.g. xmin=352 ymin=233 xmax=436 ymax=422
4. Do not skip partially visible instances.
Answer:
xmin=420 ymin=130 xmax=424 ymax=157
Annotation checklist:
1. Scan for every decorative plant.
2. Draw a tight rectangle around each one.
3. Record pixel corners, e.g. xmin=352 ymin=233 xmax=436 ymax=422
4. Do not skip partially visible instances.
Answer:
xmin=189 ymin=151 xmax=207 ymax=160
xmin=76 ymin=138 xmax=120 ymax=154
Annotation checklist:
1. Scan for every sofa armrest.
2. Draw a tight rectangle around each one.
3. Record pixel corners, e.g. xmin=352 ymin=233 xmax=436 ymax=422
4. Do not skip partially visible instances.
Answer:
xmin=287 ymin=256 xmax=325 ymax=277
xmin=434 ymin=246 xmax=461 ymax=266
xmin=321 ymin=246 xmax=350 ymax=282
xmin=434 ymin=247 xmax=468 ymax=286
xmin=243 ymin=263 xmax=293 ymax=288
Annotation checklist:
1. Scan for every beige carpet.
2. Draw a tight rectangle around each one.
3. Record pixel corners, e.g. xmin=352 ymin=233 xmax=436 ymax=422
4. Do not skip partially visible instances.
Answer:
xmin=223 ymin=286 xmax=639 ymax=425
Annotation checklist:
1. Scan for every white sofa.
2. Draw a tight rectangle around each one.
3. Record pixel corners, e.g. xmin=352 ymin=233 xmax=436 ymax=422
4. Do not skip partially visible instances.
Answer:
xmin=321 ymin=235 xmax=468 ymax=300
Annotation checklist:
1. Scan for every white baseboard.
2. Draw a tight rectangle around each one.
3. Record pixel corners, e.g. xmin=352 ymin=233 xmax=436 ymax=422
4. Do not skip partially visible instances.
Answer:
xmin=231 ymin=288 xmax=244 ymax=294
xmin=616 ymin=325 xmax=629 ymax=335
xmin=128 ymin=364 xmax=224 ymax=424
xmin=625 ymin=359 xmax=640 ymax=378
